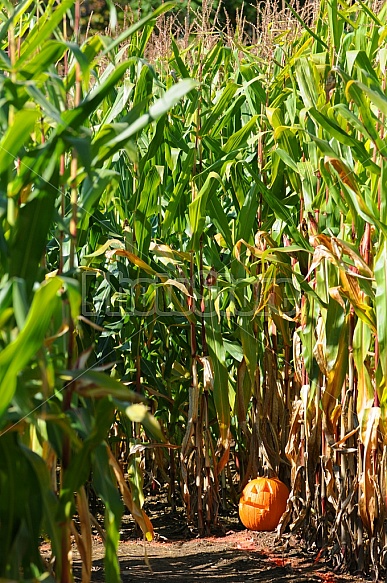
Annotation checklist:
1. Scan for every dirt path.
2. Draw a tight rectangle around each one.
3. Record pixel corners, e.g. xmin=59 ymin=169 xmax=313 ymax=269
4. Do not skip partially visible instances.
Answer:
xmin=69 ymin=512 xmax=371 ymax=583
xmin=72 ymin=530 xmax=365 ymax=583
xmin=39 ymin=494 xmax=371 ymax=583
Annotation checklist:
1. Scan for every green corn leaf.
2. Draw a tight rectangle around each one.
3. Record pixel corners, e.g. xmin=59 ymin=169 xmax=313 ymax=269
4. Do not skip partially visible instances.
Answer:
xmin=18 ymin=40 xmax=67 ymax=79
xmin=355 ymin=0 xmax=382 ymax=24
xmin=0 ymin=277 xmax=62 ymax=421
xmin=132 ymin=63 xmax=154 ymax=115
xmin=284 ymin=0 xmax=329 ymax=48
xmin=202 ymin=42 xmax=225 ymax=78
xmin=25 ymin=84 xmax=66 ymax=125
xmin=9 ymin=189 xmax=57 ymax=291
xmin=0 ymin=0 xmax=35 ymax=45
xmin=236 ymin=184 xmax=259 ymax=242
xmin=65 ymin=35 xmax=105 ymax=90
xmin=162 ymin=148 xmax=194 ymax=233
xmin=59 ymin=370 xmax=144 ymax=402
xmin=344 ymin=79 xmax=383 ymax=145
xmin=339 ymin=179 xmax=387 ymax=238
xmin=208 ymin=194 xmax=233 ymax=250
xmin=347 ymin=80 xmax=387 ymax=117
xmin=79 ymin=169 xmax=120 ymax=225
xmin=124 ymin=403 xmax=165 ymax=443
xmin=375 ymin=239 xmax=387 ymax=379
xmin=22 ymin=445 xmax=62 ymax=575
xmin=93 ymin=79 xmax=198 ymax=164
xmin=381 ymin=161 xmax=387 ymax=225
xmin=327 ymin=0 xmax=344 ymax=52
xmin=134 ymin=210 xmax=151 ymax=260
xmin=346 ymin=50 xmax=379 ymax=81
xmin=137 ymin=166 xmax=161 ymax=217
xmin=62 ymin=60 xmax=135 ymax=130
xmin=188 ymin=172 xmax=224 ymax=250
xmin=0 ymin=108 xmax=39 ymax=175
xmin=17 ymin=0 xmax=74 ymax=68
xmin=238 ymin=315 xmax=258 ymax=385
xmin=92 ymin=443 xmax=123 ymax=583
xmin=12 ymin=278 xmax=28 ymax=329
xmin=0 ymin=433 xmax=45 ymax=578
xmin=171 ymin=37 xmax=190 ymax=78
xmin=102 ymin=2 xmax=175 ymax=55
xmin=210 ymin=94 xmax=246 ymax=138
xmin=127 ymin=455 xmax=145 ymax=508
xmin=274 ymin=147 xmax=299 ymax=173
xmin=223 ymin=115 xmax=258 ymax=153
xmin=200 ymin=82 xmax=239 ymax=136
xmin=295 ymin=57 xmax=320 ymax=109
xmin=206 ymin=295 xmax=230 ymax=448
xmin=332 ymin=103 xmax=385 ymax=151
xmin=309 ymin=107 xmax=380 ymax=172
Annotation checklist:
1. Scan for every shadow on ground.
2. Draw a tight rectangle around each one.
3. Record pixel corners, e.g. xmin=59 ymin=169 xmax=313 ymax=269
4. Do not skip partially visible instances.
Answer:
xmin=73 ymin=540 xmax=333 ymax=583
xmin=69 ymin=497 xmax=371 ymax=583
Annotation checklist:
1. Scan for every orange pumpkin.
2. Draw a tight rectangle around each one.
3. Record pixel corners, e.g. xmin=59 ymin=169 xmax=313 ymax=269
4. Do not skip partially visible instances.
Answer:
xmin=239 ymin=477 xmax=289 ymax=531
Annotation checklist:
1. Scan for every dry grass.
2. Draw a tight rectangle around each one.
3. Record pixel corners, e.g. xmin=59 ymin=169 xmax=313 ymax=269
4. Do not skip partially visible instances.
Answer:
xmin=144 ymin=0 xmax=321 ymax=64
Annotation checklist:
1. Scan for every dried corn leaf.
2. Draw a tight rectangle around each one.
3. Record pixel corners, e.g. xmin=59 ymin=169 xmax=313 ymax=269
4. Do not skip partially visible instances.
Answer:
xmin=359 ymin=407 xmax=381 ymax=534
xmin=324 ymin=156 xmax=359 ymax=193
xmin=322 ymin=316 xmax=348 ymax=445
xmin=285 ymin=399 xmax=303 ymax=483
xmin=107 ymin=448 xmax=154 ymax=541
xmin=353 ymin=319 xmax=374 ymax=439
xmin=74 ymin=486 xmax=92 ymax=583
xmin=313 ymin=314 xmax=328 ymax=376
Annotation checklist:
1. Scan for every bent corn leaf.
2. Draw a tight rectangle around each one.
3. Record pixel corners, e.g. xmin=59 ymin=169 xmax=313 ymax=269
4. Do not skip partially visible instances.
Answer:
xmin=0 ymin=278 xmax=62 ymax=421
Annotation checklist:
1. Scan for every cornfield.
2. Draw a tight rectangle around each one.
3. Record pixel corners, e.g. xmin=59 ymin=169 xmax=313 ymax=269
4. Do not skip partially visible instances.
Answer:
xmin=1 ymin=0 xmax=387 ymax=580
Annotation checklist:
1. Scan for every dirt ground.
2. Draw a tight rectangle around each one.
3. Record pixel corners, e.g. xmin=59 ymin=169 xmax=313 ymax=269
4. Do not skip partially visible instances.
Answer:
xmin=63 ymin=495 xmax=375 ymax=583
xmin=71 ymin=531 xmax=371 ymax=583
